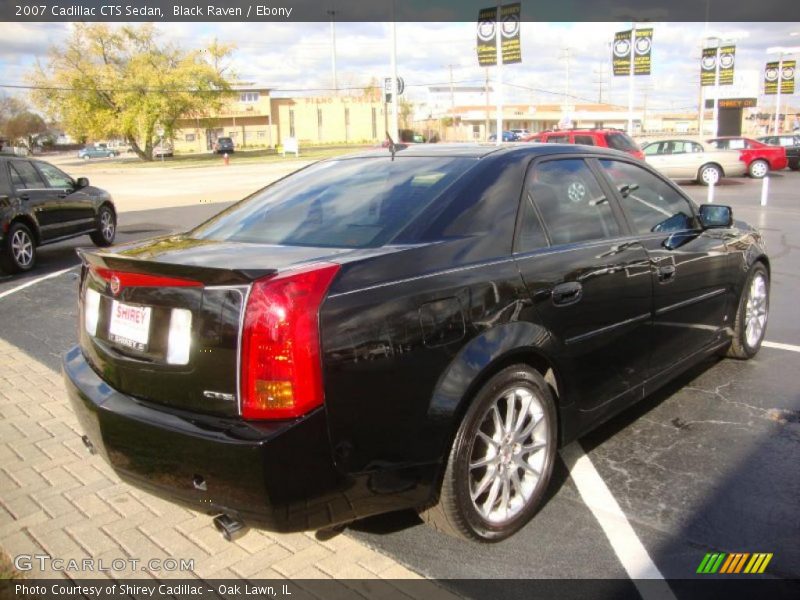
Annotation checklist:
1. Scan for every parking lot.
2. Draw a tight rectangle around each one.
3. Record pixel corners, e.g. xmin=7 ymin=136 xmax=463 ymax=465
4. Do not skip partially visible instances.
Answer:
xmin=0 ymin=163 xmax=798 ymax=591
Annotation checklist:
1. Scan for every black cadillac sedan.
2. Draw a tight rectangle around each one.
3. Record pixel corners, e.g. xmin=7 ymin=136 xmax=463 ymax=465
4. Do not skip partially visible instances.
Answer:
xmin=63 ymin=144 xmax=769 ymax=542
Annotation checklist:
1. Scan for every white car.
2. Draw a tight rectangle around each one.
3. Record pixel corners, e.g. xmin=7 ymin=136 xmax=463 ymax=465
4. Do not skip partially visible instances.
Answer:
xmin=642 ymin=139 xmax=746 ymax=185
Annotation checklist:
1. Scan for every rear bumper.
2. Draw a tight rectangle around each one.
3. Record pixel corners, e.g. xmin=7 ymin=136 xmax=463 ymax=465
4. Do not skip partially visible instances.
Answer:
xmin=62 ymin=345 xmax=354 ymax=532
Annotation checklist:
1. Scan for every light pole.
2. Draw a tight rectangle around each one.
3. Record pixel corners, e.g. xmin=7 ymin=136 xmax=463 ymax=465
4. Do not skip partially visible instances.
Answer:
xmin=766 ymin=45 xmax=800 ymax=135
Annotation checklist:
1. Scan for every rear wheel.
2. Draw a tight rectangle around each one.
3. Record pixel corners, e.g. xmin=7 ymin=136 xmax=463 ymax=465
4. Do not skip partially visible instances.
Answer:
xmin=90 ymin=205 xmax=116 ymax=246
xmin=748 ymin=159 xmax=769 ymax=179
xmin=727 ymin=263 xmax=769 ymax=359
xmin=418 ymin=365 xmax=557 ymax=542
xmin=1 ymin=222 xmax=36 ymax=273
xmin=789 ymin=159 xmax=799 ymax=171
xmin=697 ymin=164 xmax=721 ymax=186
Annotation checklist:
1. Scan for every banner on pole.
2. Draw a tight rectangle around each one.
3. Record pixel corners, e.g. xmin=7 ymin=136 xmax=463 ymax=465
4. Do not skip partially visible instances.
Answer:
xmin=701 ymin=45 xmax=735 ymax=86
xmin=612 ymin=28 xmax=653 ymax=76
xmin=633 ymin=28 xmax=653 ymax=75
xmin=476 ymin=3 xmax=521 ymax=66
xmin=764 ymin=60 xmax=796 ymax=95
xmin=612 ymin=29 xmax=632 ymax=76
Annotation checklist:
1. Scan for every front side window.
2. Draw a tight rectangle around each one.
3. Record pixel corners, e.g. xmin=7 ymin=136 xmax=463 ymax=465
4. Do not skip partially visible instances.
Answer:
xmin=528 ymin=159 xmax=620 ymax=246
xmin=36 ymin=162 xmax=73 ymax=188
xmin=574 ymin=135 xmax=596 ymax=146
xmin=191 ymin=157 xmax=474 ymax=248
xmin=598 ymin=159 xmax=695 ymax=235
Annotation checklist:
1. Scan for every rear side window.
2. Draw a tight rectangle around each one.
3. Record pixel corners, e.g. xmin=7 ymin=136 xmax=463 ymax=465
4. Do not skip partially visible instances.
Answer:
xmin=545 ymin=135 xmax=569 ymax=143
xmin=528 ymin=159 xmax=620 ymax=245
xmin=8 ymin=161 xmax=45 ymax=189
xmin=606 ymin=132 xmax=639 ymax=152
xmin=573 ymin=135 xmax=596 ymax=146
xmin=192 ymin=157 xmax=473 ymax=248
xmin=515 ymin=196 xmax=548 ymax=252
xmin=598 ymin=159 xmax=695 ymax=235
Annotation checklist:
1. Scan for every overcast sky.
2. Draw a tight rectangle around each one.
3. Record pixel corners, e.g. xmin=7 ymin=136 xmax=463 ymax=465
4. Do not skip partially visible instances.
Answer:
xmin=1 ymin=21 xmax=798 ymax=113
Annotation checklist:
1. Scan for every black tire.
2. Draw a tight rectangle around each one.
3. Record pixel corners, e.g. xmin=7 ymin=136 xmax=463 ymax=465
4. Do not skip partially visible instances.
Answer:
xmin=418 ymin=364 xmax=557 ymax=542
xmin=1 ymin=222 xmax=36 ymax=274
xmin=789 ymin=160 xmax=799 ymax=171
xmin=90 ymin=205 xmax=116 ymax=246
xmin=748 ymin=159 xmax=769 ymax=179
xmin=697 ymin=164 xmax=722 ymax=186
xmin=727 ymin=263 xmax=769 ymax=359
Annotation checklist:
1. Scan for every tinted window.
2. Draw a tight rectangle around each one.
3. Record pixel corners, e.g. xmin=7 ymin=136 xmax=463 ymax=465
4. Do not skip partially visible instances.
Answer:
xmin=515 ymin=195 xmax=548 ymax=252
xmin=529 ymin=159 xmax=620 ymax=245
xmin=9 ymin=161 xmax=45 ymax=189
xmin=546 ymin=135 xmax=569 ymax=143
xmin=36 ymin=162 xmax=73 ymax=188
xmin=192 ymin=157 xmax=473 ymax=248
xmin=574 ymin=135 xmax=595 ymax=146
xmin=606 ymin=132 xmax=639 ymax=152
xmin=598 ymin=159 xmax=695 ymax=235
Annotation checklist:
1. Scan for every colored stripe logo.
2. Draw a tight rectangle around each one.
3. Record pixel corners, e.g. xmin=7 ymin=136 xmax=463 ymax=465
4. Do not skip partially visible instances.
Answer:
xmin=697 ymin=552 xmax=773 ymax=574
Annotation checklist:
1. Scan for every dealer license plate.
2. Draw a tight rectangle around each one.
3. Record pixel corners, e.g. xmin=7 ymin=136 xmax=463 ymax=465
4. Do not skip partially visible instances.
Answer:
xmin=108 ymin=300 xmax=152 ymax=352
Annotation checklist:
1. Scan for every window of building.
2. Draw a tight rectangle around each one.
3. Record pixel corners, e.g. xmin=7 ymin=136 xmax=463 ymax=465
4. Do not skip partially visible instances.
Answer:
xmin=185 ymin=134 xmax=196 ymax=142
xmin=289 ymin=110 xmax=295 ymax=138
xmin=257 ymin=130 xmax=267 ymax=139
xmin=240 ymin=92 xmax=260 ymax=103
xmin=228 ymin=131 xmax=238 ymax=138
xmin=371 ymin=108 xmax=377 ymax=139
xmin=317 ymin=108 xmax=323 ymax=128
xmin=345 ymin=108 xmax=350 ymax=127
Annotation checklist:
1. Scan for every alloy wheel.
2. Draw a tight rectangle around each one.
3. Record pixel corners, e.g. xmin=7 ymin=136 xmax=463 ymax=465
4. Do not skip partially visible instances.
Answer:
xmin=468 ymin=386 xmax=548 ymax=525
xmin=11 ymin=229 xmax=33 ymax=268
xmin=100 ymin=210 xmax=115 ymax=242
xmin=750 ymin=161 xmax=768 ymax=178
xmin=701 ymin=166 xmax=720 ymax=185
xmin=744 ymin=272 xmax=768 ymax=348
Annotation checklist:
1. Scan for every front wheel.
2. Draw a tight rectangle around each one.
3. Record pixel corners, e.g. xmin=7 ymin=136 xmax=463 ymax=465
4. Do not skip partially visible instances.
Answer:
xmin=90 ymin=206 xmax=116 ymax=246
xmin=418 ymin=365 xmax=557 ymax=542
xmin=1 ymin=222 xmax=36 ymax=273
xmin=697 ymin=164 xmax=721 ymax=186
xmin=748 ymin=159 xmax=769 ymax=179
xmin=727 ymin=263 xmax=769 ymax=359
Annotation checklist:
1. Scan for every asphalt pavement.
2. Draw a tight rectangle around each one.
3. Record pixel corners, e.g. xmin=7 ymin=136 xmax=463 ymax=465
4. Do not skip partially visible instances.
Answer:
xmin=0 ymin=171 xmax=798 ymax=587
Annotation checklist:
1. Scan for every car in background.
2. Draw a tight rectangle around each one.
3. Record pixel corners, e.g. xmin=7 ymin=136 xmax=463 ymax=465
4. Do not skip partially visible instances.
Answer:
xmin=213 ymin=137 xmax=235 ymax=154
xmin=756 ymin=134 xmax=800 ymax=171
xmin=641 ymin=139 xmax=746 ymax=185
xmin=153 ymin=143 xmax=174 ymax=158
xmin=509 ymin=128 xmax=530 ymax=139
xmin=706 ymin=136 xmax=788 ymax=178
xmin=0 ymin=156 xmax=116 ymax=273
xmin=78 ymin=143 xmax=119 ymax=160
xmin=523 ymin=128 xmax=645 ymax=160
xmin=488 ymin=131 xmax=519 ymax=142
xmin=64 ymin=143 xmax=769 ymax=544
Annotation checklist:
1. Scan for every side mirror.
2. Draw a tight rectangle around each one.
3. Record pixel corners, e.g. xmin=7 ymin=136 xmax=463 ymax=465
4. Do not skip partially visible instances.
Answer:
xmin=75 ymin=177 xmax=89 ymax=188
xmin=698 ymin=204 xmax=733 ymax=229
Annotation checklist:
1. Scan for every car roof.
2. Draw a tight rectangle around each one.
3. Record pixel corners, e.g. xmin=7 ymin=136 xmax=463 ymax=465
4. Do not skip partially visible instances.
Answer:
xmin=329 ymin=142 xmax=628 ymax=160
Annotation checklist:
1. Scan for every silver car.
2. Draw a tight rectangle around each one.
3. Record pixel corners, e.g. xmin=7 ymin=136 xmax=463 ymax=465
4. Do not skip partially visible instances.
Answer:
xmin=642 ymin=139 xmax=747 ymax=185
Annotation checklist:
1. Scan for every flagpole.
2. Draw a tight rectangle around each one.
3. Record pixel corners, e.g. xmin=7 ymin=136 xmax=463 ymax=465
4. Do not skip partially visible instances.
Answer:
xmin=495 ymin=0 xmax=503 ymax=145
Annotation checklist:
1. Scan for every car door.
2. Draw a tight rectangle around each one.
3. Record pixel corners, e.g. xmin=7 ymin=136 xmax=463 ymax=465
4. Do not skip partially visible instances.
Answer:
xmin=513 ymin=156 xmax=653 ymax=418
xmin=7 ymin=160 xmax=66 ymax=241
xmin=644 ymin=141 xmax=676 ymax=177
xmin=595 ymin=158 xmax=730 ymax=376
xmin=34 ymin=161 xmax=96 ymax=236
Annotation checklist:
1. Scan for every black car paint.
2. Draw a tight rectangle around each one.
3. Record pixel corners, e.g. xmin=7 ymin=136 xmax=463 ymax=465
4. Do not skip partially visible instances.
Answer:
xmin=0 ymin=156 xmax=114 ymax=248
xmin=63 ymin=144 xmax=768 ymax=532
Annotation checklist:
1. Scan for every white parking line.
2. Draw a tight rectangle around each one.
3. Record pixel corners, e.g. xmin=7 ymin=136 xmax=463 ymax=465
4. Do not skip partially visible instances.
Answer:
xmin=0 ymin=266 xmax=78 ymax=300
xmin=763 ymin=340 xmax=800 ymax=353
xmin=561 ymin=442 xmax=677 ymax=600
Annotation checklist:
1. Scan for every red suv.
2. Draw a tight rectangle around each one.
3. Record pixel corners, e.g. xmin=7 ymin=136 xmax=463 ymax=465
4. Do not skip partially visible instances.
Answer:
xmin=523 ymin=129 xmax=645 ymax=160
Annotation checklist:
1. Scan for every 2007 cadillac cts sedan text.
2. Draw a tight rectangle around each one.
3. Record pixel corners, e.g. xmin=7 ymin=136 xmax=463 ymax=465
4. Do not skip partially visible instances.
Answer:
xmin=63 ymin=144 xmax=769 ymax=542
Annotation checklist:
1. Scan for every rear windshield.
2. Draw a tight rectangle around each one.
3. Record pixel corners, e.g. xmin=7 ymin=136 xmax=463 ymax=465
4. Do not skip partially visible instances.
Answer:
xmin=606 ymin=132 xmax=639 ymax=152
xmin=191 ymin=156 xmax=474 ymax=248
xmin=217 ymin=137 xmax=232 ymax=143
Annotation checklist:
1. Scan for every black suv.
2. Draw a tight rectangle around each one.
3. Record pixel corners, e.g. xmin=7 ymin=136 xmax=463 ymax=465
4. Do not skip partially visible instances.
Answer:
xmin=213 ymin=137 xmax=235 ymax=154
xmin=757 ymin=134 xmax=800 ymax=171
xmin=0 ymin=156 xmax=117 ymax=273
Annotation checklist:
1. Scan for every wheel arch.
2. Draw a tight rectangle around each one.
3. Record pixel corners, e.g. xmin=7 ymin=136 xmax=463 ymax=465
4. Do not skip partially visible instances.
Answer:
xmin=9 ymin=214 xmax=41 ymax=246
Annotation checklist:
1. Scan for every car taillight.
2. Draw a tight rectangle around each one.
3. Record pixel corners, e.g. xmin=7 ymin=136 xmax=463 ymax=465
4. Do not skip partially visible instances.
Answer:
xmin=240 ymin=263 xmax=340 ymax=420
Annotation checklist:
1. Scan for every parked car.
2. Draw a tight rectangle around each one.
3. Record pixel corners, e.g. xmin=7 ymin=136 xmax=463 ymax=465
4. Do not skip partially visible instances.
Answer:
xmin=153 ymin=143 xmax=174 ymax=158
xmin=64 ymin=143 xmax=769 ymax=543
xmin=509 ymin=129 xmax=530 ymax=139
xmin=706 ymin=136 xmax=788 ymax=178
xmin=213 ymin=137 xmax=235 ymax=154
xmin=0 ymin=156 xmax=116 ymax=273
xmin=641 ymin=139 xmax=747 ymax=185
xmin=78 ymin=144 xmax=119 ymax=159
xmin=488 ymin=131 xmax=519 ymax=142
xmin=756 ymin=134 xmax=800 ymax=171
xmin=523 ymin=128 xmax=645 ymax=160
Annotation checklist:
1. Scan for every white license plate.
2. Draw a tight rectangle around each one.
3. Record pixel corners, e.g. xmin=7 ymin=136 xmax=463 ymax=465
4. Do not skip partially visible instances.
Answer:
xmin=108 ymin=300 xmax=152 ymax=352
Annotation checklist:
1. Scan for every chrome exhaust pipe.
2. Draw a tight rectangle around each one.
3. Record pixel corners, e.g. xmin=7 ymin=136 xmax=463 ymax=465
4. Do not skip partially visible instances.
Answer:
xmin=213 ymin=514 xmax=248 ymax=541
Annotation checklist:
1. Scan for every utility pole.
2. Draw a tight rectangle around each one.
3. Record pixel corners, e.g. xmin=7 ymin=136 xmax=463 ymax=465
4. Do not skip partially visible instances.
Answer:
xmin=627 ymin=23 xmax=636 ymax=135
xmin=389 ymin=4 xmax=399 ymax=142
xmin=494 ymin=0 xmax=503 ymax=145
xmin=327 ymin=10 xmax=337 ymax=94
xmin=485 ymin=68 xmax=490 ymax=141
xmin=593 ymin=62 xmax=608 ymax=103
